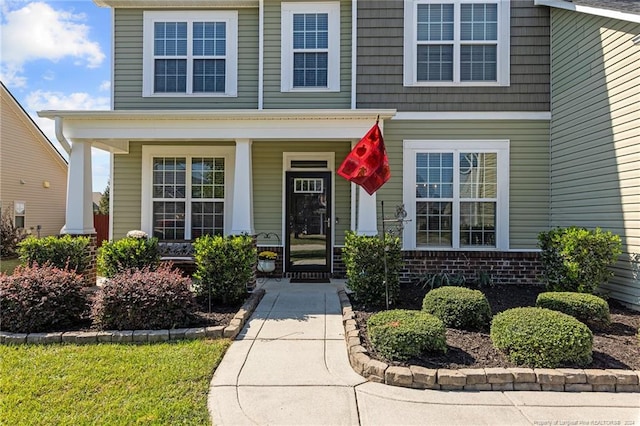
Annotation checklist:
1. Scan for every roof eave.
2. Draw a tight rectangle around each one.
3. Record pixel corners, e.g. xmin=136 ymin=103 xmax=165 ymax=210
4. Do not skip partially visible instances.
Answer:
xmin=534 ymin=0 xmax=640 ymax=23
xmin=93 ymin=0 xmax=258 ymax=8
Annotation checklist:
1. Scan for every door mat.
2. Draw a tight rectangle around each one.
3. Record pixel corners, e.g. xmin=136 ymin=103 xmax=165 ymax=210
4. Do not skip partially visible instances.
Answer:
xmin=289 ymin=278 xmax=331 ymax=283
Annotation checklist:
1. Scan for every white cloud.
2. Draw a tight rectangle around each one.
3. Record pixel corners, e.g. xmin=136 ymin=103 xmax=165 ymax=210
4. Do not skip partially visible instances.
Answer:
xmin=99 ymin=80 xmax=111 ymax=92
xmin=42 ymin=70 xmax=55 ymax=81
xmin=0 ymin=2 xmax=105 ymax=86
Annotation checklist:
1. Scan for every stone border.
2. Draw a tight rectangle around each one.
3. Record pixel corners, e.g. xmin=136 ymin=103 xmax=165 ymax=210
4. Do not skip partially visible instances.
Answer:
xmin=338 ymin=290 xmax=640 ymax=393
xmin=0 ymin=289 xmax=265 ymax=345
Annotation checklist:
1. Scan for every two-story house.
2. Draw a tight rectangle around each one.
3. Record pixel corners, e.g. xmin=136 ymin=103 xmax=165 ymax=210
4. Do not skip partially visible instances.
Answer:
xmin=38 ymin=0 xmax=639 ymax=310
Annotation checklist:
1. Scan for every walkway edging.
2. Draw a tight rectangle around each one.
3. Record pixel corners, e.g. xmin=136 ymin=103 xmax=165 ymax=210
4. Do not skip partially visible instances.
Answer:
xmin=338 ymin=289 xmax=640 ymax=393
xmin=0 ymin=289 xmax=265 ymax=345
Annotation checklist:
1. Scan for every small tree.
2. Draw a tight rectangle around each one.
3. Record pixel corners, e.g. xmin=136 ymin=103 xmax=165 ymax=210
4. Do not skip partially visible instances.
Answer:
xmin=98 ymin=182 xmax=110 ymax=215
xmin=0 ymin=210 xmax=25 ymax=258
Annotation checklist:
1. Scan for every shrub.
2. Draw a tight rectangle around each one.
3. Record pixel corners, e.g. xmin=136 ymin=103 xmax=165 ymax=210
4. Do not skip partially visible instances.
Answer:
xmin=0 ymin=264 xmax=87 ymax=333
xmin=538 ymin=227 xmax=622 ymax=294
xmin=18 ymin=234 xmax=91 ymax=274
xmin=192 ymin=234 xmax=255 ymax=305
xmin=91 ymin=265 xmax=195 ymax=330
xmin=367 ymin=309 xmax=447 ymax=361
xmin=536 ymin=292 xmax=610 ymax=326
xmin=342 ymin=231 xmax=402 ymax=308
xmin=490 ymin=307 xmax=593 ymax=368
xmin=422 ymin=286 xmax=492 ymax=331
xmin=0 ymin=210 xmax=26 ymax=258
xmin=97 ymin=234 xmax=160 ymax=278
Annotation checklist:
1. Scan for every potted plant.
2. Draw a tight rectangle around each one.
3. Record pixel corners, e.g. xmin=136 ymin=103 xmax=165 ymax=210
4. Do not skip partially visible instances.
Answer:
xmin=257 ymin=251 xmax=277 ymax=273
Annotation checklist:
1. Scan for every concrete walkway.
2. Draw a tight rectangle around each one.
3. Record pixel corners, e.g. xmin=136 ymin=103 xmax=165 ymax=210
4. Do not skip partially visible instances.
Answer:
xmin=208 ymin=279 xmax=640 ymax=425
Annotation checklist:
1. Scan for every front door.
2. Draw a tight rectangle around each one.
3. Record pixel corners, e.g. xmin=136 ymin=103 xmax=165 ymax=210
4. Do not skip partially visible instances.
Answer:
xmin=285 ymin=171 xmax=332 ymax=272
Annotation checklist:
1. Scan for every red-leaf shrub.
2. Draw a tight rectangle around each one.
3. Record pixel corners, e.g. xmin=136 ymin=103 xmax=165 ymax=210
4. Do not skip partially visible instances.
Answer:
xmin=0 ymin=264 xmax=88 ymax=333
xmin=91 ymin=265 xmax=195 ymax=330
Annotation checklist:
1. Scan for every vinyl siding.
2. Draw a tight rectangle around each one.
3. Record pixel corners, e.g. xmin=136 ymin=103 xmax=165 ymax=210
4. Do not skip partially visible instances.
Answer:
xmin=262 ymin=0 xmax=352 ymax=109
xmin=113 ymin=8 xmax=259 ymax=110
xmin=549 ymin=9 xmax=640 ymax=308
xmin=381 ymin=119 xmax=550 ymax=249
xmin=356 ymin=0 xmax=551 ymax=111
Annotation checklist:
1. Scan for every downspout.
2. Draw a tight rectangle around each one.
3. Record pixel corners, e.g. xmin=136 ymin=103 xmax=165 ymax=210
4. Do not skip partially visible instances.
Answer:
xmin=258 ymin=0 xmax=264 ymax=110
xmin=54 ymin=116 xmax=72 ymax=154
xmin=351 ymin=0 xmax=357 ymax=110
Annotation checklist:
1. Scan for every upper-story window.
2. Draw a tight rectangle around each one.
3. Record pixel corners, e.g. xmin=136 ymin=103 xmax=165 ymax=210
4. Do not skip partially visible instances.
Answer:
xmin=403 ymin=0 xmax=510 ymax=87
xmin=281 ymin=2 xmax=340 ymax=92
xmin=143 ymin=11 xmax=238 ymax=97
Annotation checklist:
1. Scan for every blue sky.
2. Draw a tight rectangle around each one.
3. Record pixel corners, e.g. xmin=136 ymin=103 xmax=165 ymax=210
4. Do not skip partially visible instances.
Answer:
xmin=1 ymin=0 xmax=112 ymax=192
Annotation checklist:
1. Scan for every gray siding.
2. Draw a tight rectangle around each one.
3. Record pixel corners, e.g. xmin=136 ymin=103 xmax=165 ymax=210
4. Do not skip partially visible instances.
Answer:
xmin=356 ymin=0 xmax=550 ymax=111
xmin=262 ymin=0 xmax=352 ymax=109
xmin=113 ymin=8 xmax=259 ymax=110
xmin=549 ymin=9 xmax=640 ymax=307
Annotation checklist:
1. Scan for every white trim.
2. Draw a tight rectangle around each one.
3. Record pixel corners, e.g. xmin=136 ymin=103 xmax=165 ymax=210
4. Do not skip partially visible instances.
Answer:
xmin=141 ymin=145 xmax=236 ymax=239
xmin=231 ymin=139 xmax=254 ymax=234
xmin=534 ymin=0 xmax=640 ymax=24
xmin=402 ymin=139 xmax=509 ymax=251
xmin=281 ymin=2 xmax=341 ymax=92
xmin=351 ymin=0 xmax=357 ymax=109
xmin=95 ymin=0 xmax=258 ymax=8
xmin=142 ymin=11 xmax=238 ymax=97
xmin=393 ymin=111 xmax=551 ymax=120
xmin=108 ymin=151 xmax=114 ymax=241
xmin=403 ymin=0 xmax=510 ymax=87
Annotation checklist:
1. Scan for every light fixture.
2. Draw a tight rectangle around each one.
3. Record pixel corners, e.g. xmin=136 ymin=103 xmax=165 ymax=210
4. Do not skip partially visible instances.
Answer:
xmin=43 ymin=181 xmax=50 ymax=188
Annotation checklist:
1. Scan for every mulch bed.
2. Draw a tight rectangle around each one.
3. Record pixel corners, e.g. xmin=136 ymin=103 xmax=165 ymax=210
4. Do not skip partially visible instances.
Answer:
xmin=351 ymin=284 xmax=640 ymax=370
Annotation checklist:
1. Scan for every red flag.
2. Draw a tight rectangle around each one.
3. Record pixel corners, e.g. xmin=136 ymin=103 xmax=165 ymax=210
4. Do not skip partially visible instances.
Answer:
xmin=337 ymin=122 xmax=390 ymax=195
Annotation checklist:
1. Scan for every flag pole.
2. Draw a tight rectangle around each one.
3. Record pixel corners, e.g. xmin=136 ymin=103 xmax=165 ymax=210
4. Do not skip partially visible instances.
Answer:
xmin=381 ymin=200 xmax=389 ymax=310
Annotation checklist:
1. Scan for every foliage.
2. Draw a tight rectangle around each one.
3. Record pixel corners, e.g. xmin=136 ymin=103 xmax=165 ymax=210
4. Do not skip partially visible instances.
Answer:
xmin=0 ymin=210 xmax=26 ymax=258
xmin=538 ymin=227 xmax=622 ymax=294
xmin=416 ymin=271 xmax=466 ymax=291
xmin=0 ymin=339 xmax=229 ymax=425
xmin=97 ymin=235 xmax=160 ymax=278
xmin=0 ymin=264 xmax=87 ymax=333
xmin=536 ymin=292 xmax=610 ymax=326
xmin=258 ymin=251 xmax=277 ymax=260
xmin=192 ymin=234 xmax=255 ymax=305
xmin=422 ymin=286 xmax=492 ymax=331
xmin=342 ymin=231 xmax=402 ymax=308
xmin=490 ymin=307 xmax=593 ymax=368
xmin=367 ymin=309 xmax=447 ymax=361
xmin=98 ymin=182 xmax=110 ymax=215
xmin=91 ymin=264 xmax=195 ymax=330
xmin=17 ymin=234 xmax=91 ymax=274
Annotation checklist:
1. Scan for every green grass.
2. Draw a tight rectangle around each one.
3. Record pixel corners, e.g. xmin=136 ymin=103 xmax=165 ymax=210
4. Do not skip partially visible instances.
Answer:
xmin=1 ymin=339 xmax=231 ymax=425
xmin=0 ymin=257 xmax=21 ymax=275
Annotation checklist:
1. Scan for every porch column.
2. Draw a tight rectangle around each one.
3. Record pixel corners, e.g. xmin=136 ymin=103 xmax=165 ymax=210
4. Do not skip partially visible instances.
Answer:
xmin=356 ymin=187 xmax=378 ymax=236
xmin=62 ymin=140 xmax=95 ymax=235
xmin=230 ymin=139 xmax=254 ymax=235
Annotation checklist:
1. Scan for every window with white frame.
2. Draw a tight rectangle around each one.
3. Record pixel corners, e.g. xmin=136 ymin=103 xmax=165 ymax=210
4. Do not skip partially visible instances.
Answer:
xmin=143 ymin=11 xmax=238 ymax=97
xmin=14 ymin=201 xmax=25 ymax=229
xmin=281 ymin=2 xmax=340 ymax=92
xmin=403 ymin=0 xmax=510 ymax=86
xmin=403 ymin=141 xmax=509 ymax=250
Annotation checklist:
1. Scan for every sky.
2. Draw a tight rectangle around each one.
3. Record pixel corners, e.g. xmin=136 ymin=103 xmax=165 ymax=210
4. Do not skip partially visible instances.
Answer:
xmin=1 ymin=0 xmax=111 ymax=193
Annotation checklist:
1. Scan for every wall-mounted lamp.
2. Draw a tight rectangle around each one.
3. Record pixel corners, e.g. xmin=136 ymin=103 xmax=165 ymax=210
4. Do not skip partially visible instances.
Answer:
xmin=43 ymin=181 xmax=50 ymax=188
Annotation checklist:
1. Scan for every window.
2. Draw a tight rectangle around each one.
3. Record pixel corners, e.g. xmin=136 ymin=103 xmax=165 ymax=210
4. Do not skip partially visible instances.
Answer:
xmin=143 ymin=11 xmax=238 ymax=97
xmin=281 ymin=2 xmax=340 ymax=92
xmin=403 ymin=0 xmax=510 ymax=86
xmin=403 ymin=141 xmax=509 ymax=250
xmin=142 ymin=146 xmax=234 ymax=241
xmin=14 ymin=201 xmax=25 ymax=229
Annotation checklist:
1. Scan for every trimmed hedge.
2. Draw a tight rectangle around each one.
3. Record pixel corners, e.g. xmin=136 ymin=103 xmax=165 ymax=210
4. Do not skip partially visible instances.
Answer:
xmin=491 ymin=307 xmax=593 ymax=368
xmin=422 ymin=286 xmax=492 ymax=331
xmin=18 ymin=235 xmax=91 ymax=274
xmin=91 ymin=265 xmax=195 ymax=330
xmin=97 ymin=235 xmax=160 ymax=278
xmin=0 ymin=264 xmax=87 ymax=333
xmin=367 ymin=309 xmax=447 ymax=361
xmin=536 ymin=292 xmax=610 ymax=326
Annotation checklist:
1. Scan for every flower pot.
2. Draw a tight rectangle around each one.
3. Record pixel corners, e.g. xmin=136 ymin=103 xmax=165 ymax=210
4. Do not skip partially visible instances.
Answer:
xmin=257 ymin=259 xmax=276 ymax=273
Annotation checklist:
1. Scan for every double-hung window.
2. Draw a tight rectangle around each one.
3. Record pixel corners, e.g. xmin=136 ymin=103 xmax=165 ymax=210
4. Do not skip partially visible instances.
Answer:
xmin=403 ymin=141 xmax=509 ymax=250
xmin=143 ymin=11 xmax=238 ymax=97
xmin=281 ymin=2 xmax=340 ymax=92
xmin=403 ymin=0 xmax=510 ymax=86
xmin=14 ymin=201 xmax=25 ymax=229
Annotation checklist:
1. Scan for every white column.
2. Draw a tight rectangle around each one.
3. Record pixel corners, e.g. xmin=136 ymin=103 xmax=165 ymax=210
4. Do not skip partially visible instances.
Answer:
xmin=356 ymin=186 xmax=378 ymax=236
xmin=230 ymin=139 xmax=254 ymax=235
xmin=62 ymin=140 xmax=95 ymax=235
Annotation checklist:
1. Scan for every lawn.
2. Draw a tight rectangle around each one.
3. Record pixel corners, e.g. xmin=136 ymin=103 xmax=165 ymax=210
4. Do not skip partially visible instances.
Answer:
xmin=0 ymin=257 xmax=20 ymax=275
xmin=1 ymin=339 xmax=231 ymax=425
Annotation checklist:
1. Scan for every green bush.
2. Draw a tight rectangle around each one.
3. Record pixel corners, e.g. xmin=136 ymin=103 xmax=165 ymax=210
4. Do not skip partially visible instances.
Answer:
xmin=342 ymin=231 xmax=402 ymax=308
xmin=0 ymin=210 xmax=26 ymax=258
xmin=91 ymin=264 xmax=195 ymax=330
xmin=0 ymin=264 xmax=87 ymax=333
xmin=491 ymin=307 xmax=593 ymax=368
xmin=538 ymin=227 xmax=622 ymax=294
xmin=97 ymin=235 xmax=160 ymax=278
xmin=536 ymin=292 xmax=610 ymax=326
xmin=367 ymin=309 xmax=447 ymax=361
xmin=422 ymin=286 xmax=492 ymax=331
xmin=18 ymin=234 xmax=91 ymax=274
xmin=193 ymin=234 xmax=255 ymax=305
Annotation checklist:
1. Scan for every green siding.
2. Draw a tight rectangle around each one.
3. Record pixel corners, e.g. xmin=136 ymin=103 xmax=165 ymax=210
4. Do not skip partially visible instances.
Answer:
xmin=262 ymin=0 xmax=352 ymax=109
xmin=113 ymin=8 xmax=259 ymax=110
xmin=381 ymin=119 xmax=550 ymax=249
xmin=112 ymin=143 xmax=142 ymax=239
